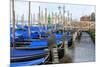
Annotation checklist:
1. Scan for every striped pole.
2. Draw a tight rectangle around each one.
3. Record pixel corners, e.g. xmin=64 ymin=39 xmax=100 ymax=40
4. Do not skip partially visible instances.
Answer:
xmin=12 ymin=0 xmax=15 ymax=48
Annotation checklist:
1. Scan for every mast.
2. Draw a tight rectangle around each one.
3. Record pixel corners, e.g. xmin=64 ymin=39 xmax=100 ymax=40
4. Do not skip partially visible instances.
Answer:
xmin=12 ymin=0 xmax=15 ymax=48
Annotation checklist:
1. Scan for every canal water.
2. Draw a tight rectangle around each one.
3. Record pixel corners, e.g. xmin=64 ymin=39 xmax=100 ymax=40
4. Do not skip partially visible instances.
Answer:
xmin=73 ymin=32 xmax=95 ymax=63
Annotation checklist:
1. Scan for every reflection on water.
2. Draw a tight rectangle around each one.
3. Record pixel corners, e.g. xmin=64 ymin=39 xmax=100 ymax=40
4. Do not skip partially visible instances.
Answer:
xmin=70 ymin=32 xmax=95 ymax=63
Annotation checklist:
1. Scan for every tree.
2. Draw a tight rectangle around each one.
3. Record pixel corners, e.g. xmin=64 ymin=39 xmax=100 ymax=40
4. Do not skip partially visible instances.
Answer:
xmin=90 ymin=12 xmax=95 ymax=21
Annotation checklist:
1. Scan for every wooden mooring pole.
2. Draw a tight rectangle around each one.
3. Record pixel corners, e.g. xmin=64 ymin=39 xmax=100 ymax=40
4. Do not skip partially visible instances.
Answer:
xmin=48 ymin=34 xmax=59 ymax=64
xmin=28 ymin=1 xmax=31 ymax=40
xmin=45 ymin=8 xmax=47 ymax=31
xmin=21 ymin=14 xmax=24 ymax=29
xmin=12 ymin=0 xmax=15 ymax=48
xmin=38 ymin=6 xmax=42 ymax=39
xmin=62 ymin=5 xmax=69 ymax=55
xmin=47 ymin=12 xmax=59 ymax=64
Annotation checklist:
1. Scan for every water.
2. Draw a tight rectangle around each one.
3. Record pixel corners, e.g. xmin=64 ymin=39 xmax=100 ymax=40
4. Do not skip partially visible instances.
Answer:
xmin=73 ymin=32 xmax=95 ymax=62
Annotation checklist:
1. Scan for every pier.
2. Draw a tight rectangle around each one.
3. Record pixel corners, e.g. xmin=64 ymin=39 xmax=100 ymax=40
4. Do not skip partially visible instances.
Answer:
xmin=10 ymin=0 xmax=95 ymax=66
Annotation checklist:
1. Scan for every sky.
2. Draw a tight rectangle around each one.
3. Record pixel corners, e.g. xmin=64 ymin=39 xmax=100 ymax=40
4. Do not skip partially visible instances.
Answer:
xmin=10 ymin=1 xmax=95 ymax=21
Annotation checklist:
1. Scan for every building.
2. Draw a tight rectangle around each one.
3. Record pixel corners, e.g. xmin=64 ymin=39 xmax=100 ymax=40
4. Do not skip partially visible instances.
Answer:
xmin=80 ymin=16 xmax=91 ymax=21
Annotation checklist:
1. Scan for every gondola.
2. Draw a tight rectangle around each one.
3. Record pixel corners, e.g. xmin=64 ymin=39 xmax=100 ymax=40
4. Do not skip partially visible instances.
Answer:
xmin=10 ymin=0 xmax=73 ymax=65
xmin=10 ymin=48 xmax=49 ymax=66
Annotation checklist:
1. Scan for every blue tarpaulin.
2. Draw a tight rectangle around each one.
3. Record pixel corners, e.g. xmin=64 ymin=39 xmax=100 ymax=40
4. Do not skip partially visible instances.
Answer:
xmin=11 ymin=49 xmax=46 ymax=57
xmin=29 ymin=40 xmax=48 ymax=48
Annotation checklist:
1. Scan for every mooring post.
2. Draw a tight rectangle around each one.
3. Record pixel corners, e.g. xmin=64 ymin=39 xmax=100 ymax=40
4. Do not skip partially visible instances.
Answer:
xmin=16 ymin=15 xmax=18 ymax=26
xmin=67 ymin=11 xmax=69 ymax=22
xmin=58 ymin=6 xmax=61 ymax=24
xmin=12 ymin=0 xmax=15 ymax=48
xmin=47 ymin=12 xmax=59 ymax=64
xmin=41 ymin=10 xmax=43 ymax=25
xmin=51 ymin=12 xmax=54 ymax=31
xmin=70 ymin=13 xmax=72 ymax=21
xmin=51 ymin=12 xmax=60 ymax=64
xmin=31 ymin=14 xmax=32 ymax=26
xmin=63 ymin=6 xmax=65 ymax=32
xmin=33 ymin=13 xmax=35 ymax=25
xmin=28 ymin=1 xmax=31 ymax=40
xmin=38 ymin=6 xmax=42 ymax=39
xmin=48 ymin=33 xmax=59 ymax=64
xmin=55 ymin=12 xmax=57 ymax=31
xmin=52 ymin=12 xmax=54 ymax=25
xmin=62 ymin=33 xmax=69 ymax=55
xmin=62 ymin=5 xmax=69 ymax=55
xmin=72 ymin=31 xmax=77 ymax=48
xmin=21 ymin=14 xmax=24 ymax=29
xmin=40 ymin=10 xmax=44 ymax=31
xmin=45 ymin=8 xmax=47 ymax=31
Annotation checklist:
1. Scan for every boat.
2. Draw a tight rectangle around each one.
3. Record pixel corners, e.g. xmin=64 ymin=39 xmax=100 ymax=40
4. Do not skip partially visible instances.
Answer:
xmin=10 ymin=48 xmax=49 ymax=66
